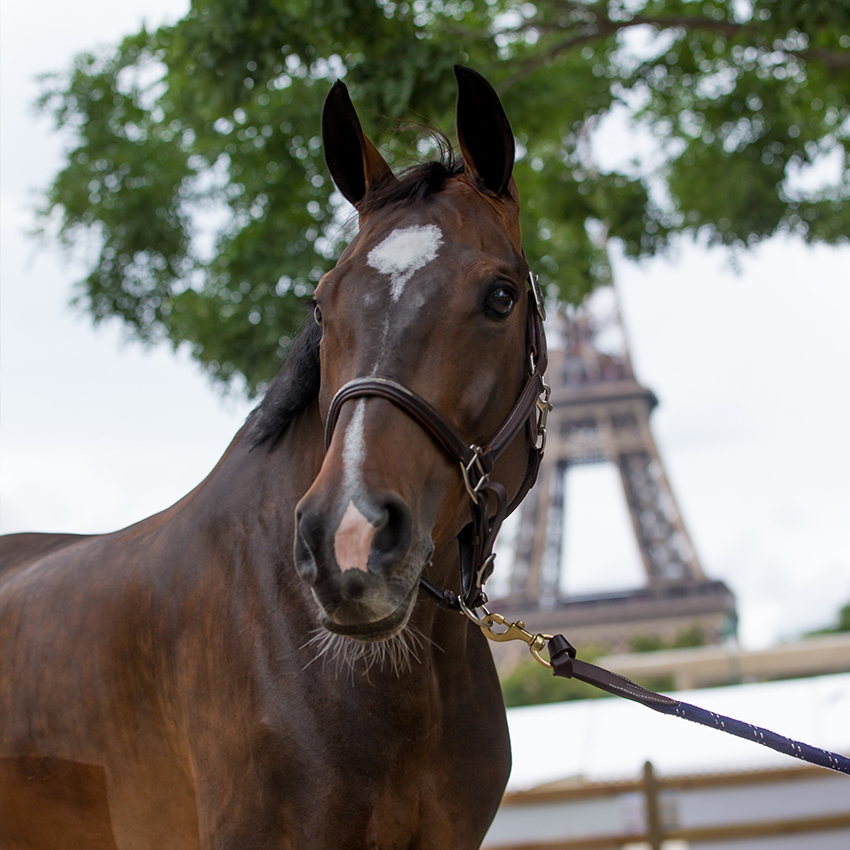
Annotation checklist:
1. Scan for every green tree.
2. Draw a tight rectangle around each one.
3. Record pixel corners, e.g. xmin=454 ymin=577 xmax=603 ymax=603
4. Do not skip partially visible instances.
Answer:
xmin=38 ymin=0 xmax=850 ymax=393
xmin=807 ymin=599 xmax=850 ymax=635
xmin=500 ymin=649 xmax=609 ymax=706
xmin=630 ymin=622 xmax=707 ymax=652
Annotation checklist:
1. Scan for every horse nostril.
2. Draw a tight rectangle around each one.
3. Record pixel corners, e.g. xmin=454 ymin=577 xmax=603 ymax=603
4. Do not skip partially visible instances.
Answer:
xmin=341 ymin=570 xmax=366 ymax=600
xmin=294 ymin=505 xmax=322 ymax=586
xmin=296 ymin=493 xmax=413 ymax=587
xmin=371 ymin=495 xmax=413 ymax=566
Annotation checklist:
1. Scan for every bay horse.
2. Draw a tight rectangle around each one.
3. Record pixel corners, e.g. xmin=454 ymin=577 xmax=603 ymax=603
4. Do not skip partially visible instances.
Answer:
xmin=0 ymin=67 xmax=549 ymax=849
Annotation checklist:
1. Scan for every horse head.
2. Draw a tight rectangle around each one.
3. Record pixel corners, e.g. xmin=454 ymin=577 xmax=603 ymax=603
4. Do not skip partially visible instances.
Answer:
xmin=294 ymin=67 xmax=545 ymax=643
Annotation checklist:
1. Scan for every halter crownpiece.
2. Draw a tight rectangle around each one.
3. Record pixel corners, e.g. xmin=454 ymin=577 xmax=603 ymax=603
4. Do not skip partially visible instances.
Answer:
xmin=324 ymin=269 xmax=551 ymax=611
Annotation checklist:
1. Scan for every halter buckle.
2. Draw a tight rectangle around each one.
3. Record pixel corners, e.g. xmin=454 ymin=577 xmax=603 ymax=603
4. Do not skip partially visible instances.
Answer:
xmin=528 ymin=271 xmax=547 ymax=321
xmin=460 ymin=447 xmax=489 ymax=505
xmin=535 ymin=381 xmax=553 ymax=453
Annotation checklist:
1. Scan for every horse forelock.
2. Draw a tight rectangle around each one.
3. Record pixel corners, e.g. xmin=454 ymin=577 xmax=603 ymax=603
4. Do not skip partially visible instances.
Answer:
xmin=358 ymin=140 xmax=464 ymax=215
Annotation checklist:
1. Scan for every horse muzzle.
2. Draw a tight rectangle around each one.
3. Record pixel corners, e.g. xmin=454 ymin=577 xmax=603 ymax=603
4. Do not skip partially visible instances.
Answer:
xmin=294 ymin=491 xmax=427 ymax=639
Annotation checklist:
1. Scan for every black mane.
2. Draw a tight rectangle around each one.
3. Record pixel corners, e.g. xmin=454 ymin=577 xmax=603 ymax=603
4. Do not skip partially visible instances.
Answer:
xmin=250 ymin=319 xmax=322 ymax=448
xmin=250 ymin=142 xmax=463 ymax=448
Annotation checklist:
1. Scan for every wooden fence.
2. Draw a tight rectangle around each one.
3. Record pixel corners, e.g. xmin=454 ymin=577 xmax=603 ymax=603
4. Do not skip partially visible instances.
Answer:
xmin=483 ymin=761 xmax=850 ymax=850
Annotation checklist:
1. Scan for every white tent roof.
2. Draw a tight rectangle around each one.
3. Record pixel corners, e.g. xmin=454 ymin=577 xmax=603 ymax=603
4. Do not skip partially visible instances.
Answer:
xmin=505 ymin=671 xmax=850 ymax=789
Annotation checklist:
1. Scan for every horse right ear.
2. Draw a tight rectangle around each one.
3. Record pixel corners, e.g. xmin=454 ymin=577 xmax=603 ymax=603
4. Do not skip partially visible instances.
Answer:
xmin=322 ymin=81 xmax=397 ymax=208
xmin=454 ymin=66 xmax=515 ymax=196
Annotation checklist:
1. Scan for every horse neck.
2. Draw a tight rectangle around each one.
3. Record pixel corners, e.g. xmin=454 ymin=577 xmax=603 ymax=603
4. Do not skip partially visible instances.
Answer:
xmin=119 ymin=402 xmax=323 ymax=546
xmin=168 ymin=400 xmax=484 ymax=689
xmin=195 ymin=402 xmax=326 ymax=544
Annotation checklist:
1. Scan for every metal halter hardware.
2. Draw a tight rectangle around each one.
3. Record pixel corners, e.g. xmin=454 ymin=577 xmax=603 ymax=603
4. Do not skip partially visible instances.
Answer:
xmin=323 ymin=271 xmax=551 ymax=612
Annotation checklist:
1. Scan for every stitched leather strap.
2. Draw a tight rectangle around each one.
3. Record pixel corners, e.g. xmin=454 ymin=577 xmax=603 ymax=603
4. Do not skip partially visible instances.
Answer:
xmin=548 ymin=634 xmax=678 ymax=707
xmin=546 ymin=633 xmax=850 ymax=776
xmin=325 ymin=377 xmax=477 ymax=464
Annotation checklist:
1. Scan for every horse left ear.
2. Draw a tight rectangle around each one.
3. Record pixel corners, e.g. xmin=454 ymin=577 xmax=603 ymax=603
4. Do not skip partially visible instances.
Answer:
xmin=322 ymin=81 xmax=397 ymax=208
xmin=455 ymin=66 xmax=515 ymax=196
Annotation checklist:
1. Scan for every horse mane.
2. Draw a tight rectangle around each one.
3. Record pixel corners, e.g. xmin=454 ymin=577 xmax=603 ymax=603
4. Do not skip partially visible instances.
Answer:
xmin=250 ymin=319 xmax=323 ymax=448
xmin=251 ymin=136 xmax=463 ymax=448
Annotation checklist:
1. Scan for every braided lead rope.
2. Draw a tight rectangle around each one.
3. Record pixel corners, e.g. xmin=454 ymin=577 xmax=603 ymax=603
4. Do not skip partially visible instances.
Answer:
xmin=546 ymin=634 xmax=850 ymax=777
xmin=649 ymin=699 xmax=850 ymax=775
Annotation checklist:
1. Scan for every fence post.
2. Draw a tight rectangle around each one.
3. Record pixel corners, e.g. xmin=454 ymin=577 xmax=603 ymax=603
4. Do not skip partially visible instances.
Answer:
xmin=643 ymin=760 xmax=662 ymax=850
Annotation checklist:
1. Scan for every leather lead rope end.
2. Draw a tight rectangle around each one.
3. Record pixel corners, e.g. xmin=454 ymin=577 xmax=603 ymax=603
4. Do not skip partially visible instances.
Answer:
xmin=547 ymin=632 xmax=680 ymax=708
xmin=548 ymin=634 xmax=577 ymax=679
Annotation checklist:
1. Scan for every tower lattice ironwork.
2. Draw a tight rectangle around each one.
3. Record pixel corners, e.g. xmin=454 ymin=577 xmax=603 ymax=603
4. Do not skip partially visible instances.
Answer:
xmin=496 ymin=287 xmax=737 ymax=652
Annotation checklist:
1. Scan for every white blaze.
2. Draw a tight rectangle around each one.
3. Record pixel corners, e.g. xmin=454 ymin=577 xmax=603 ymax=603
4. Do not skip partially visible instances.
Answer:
xmin=333 ymin=226 xmax=443 ymax=570
xmin=336 ymin=400 xmax=375 ymax=571
xmin=334 ymin=501 xmax=374 ymax=572
xmin=342 ymin=399 xmax=367 ymax=498
xmin=367 ymin=224 xmax=443 ymax=301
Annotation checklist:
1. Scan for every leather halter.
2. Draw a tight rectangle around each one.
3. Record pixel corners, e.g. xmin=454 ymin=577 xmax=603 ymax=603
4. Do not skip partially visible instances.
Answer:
xmin=324 ymin=272 xmax=551 ymax=609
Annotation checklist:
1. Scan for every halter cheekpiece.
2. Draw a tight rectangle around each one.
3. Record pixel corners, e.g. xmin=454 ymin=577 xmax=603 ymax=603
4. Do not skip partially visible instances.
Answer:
xmin=324 ymin=271 xmax=551 ymax=612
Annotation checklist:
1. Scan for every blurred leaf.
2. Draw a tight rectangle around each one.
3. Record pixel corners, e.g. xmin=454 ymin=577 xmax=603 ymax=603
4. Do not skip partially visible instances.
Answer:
xmin=806 ymin=599 xmax=850 ymax=636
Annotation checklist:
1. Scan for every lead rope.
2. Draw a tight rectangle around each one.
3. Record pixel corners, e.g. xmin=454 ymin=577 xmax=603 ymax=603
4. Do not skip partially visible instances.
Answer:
xmin=453 ymin=604 xmax=850 ymax=776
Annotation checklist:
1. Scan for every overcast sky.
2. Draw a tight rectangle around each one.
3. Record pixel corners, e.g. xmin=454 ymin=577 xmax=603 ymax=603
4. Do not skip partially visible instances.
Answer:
xmin=2 ymin=0 xmax=849 ymax=651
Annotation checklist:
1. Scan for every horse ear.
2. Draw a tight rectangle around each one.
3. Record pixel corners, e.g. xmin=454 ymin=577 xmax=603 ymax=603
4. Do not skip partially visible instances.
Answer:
xmin=454 ymin=65 xmax=515 ymax=196
xmin=322 ymin=81 xmax=396 ymax=207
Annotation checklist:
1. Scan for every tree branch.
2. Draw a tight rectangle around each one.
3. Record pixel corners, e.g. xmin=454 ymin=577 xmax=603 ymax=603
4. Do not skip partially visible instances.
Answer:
xmin=796 ymin=49 xmax=850 ymax=71
xmin=497 ymin=24 xmax=620 ymax=94
xmin=498 ymin=5 xmax=850 ymax=93
xmin=497 ymin=10 xmax=757 ymax=93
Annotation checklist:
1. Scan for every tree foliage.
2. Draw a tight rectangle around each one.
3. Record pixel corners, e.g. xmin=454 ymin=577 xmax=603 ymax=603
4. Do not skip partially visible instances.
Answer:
xmin=630 ymin=622 xmax=706 ymax=652
xmin=38 ymin=0 xmax=850 ymax=393
xmin=807 ymin=599 xmax=850 ymax=636
xmin=500 ymin=649 xmax=609 ymax=706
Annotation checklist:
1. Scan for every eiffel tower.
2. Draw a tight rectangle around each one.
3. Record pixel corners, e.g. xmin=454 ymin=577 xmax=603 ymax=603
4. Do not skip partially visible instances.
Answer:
xmin=495 ymin=286 xmax=737 ymax=653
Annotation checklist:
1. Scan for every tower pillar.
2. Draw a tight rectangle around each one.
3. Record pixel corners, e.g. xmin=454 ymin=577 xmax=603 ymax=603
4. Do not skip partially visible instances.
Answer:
xmin=495 ymin=288 xmax=736 ymax=652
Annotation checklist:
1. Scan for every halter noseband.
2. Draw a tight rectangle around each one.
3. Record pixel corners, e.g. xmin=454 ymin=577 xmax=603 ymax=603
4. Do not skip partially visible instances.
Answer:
xmin=323 ymin=272 xmax=551 ymax=611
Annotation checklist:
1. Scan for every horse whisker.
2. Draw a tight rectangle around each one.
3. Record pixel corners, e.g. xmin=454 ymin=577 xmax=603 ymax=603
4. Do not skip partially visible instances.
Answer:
xmin=301 ymin=623 xmax=430 ymax=678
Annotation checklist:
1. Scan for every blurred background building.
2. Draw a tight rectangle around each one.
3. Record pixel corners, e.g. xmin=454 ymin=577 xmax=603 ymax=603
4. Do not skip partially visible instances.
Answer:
xmin=494 ymin=287 xmax=737 ymax=654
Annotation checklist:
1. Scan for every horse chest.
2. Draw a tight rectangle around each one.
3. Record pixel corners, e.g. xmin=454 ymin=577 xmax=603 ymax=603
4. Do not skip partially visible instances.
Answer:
xmin=276 ymin=745 xmax=505 ymax=850
xmin=235 ymin=673 xmax=509 ymax=850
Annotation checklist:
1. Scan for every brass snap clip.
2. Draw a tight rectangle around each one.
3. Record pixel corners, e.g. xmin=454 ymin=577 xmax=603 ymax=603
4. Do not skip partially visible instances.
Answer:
xmin=479 ymin=611 xmax=553 ymax=669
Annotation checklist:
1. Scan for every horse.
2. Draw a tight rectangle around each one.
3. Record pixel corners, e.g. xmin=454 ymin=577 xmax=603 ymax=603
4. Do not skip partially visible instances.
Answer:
xmin=0 ymin=66 xmax=549 ymax=849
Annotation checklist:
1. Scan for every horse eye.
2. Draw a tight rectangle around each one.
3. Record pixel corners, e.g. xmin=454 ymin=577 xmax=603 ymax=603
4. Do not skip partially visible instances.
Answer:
xmin=313 ymin=303 xmax=323 ymax=326
xmin=485 ymin=287 xmax=516 ymax=319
